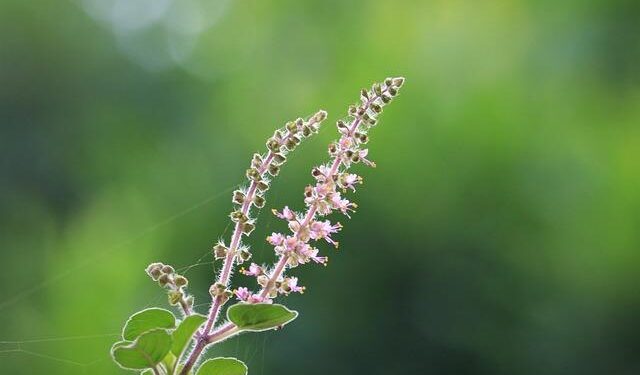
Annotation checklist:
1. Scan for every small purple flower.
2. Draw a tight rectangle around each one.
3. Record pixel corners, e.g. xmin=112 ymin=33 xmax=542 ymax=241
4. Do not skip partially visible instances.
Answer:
xmin=267 ymin=233 xmax=285 ymax=246
xmin=309 ymin=220 xmax=342 ymax=247
xmin=241 ymin=263 xmax=264 ymax=277
xmin=273 ymin=206 xmax=296 ymax=221
xmin=235 ymin=287 xmax=251 ymax=301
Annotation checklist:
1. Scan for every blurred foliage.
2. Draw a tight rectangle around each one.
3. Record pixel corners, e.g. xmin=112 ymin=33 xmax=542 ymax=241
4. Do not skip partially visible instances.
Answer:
xmin=1 ymin=0 xmax=640 ymax=374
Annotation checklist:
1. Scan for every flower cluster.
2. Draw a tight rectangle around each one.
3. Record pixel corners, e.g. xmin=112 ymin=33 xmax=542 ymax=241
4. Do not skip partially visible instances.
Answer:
xmin=132 ymin=78 xmax=405 ymax=375
xmin=213 ymin=110 xmax=327 ymax=270
xmin=146 ymin=262 xmax=193 ymax=316
xmin=236 ymin=77 xmax=405 ymax=302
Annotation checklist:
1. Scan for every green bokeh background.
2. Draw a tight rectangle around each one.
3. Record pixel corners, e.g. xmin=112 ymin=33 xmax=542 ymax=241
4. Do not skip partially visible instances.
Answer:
xmin=1 ymin=0 xmax=639 ymax=374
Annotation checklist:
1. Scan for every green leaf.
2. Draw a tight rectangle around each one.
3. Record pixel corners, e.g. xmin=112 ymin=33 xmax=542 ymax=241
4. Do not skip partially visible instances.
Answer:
xmin=227 ymin=303 xmax=298 ymax=332
xmin=171 ymin=314 xmax=207 ymax=357
xmin=111 ymin=329 xmax=173 ymax=370
xmin=122 ymin=308 xmax=176 ymax=340
xmin=196 ymin=357 xmax=247 ymax=375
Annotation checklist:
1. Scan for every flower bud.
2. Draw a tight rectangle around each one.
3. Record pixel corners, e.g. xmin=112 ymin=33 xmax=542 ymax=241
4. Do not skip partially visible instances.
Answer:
xmin=372 ymin=83 xmax=382 ymax=96
xmin=313 ymin=110 xmax=327 ymax=122
xmin=389 ymin=87 xmax=398 ymax=96
xmin=168 ymin=290 xmax=183 ymax=305
xmin=392 ymin=77 xmax=405 ymax=87
xmin=146 ymin=263 xmax=163 ymax=280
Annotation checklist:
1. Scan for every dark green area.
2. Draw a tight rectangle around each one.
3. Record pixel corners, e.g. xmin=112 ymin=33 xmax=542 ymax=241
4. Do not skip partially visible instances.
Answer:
xmin=1 ymin=0 xmax=639 ymax=374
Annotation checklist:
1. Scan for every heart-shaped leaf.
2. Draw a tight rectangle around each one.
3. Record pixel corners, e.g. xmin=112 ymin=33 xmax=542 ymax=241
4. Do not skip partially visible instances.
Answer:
xmin=111 ymin=329 xmax=172 ymax=370
xmin=122 ymin=308 xmax=176 ymax=340
xmin=171 ymin=314 xmax=207 ymax=357
xmin=227 ymin=303 xmax=298 ymax=332
xmin=196 ymin=357 xmax=247 ymax=375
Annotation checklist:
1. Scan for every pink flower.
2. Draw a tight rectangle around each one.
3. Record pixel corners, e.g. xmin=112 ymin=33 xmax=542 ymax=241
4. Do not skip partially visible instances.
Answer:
xmin=267 ymin=232 xmax=285 ymax=246
xmin=298 ymin=244 xmax=328 ymax=265
xmin=309 ymin=220 xmax=342 ymax=247
xmin=247 ymin=294 xmax=272 ymax=304
xmin=241 ymin=263 xmax=263 ymax=277
xmin=235 ymin=287 xmax=251 ymax=301
xmin=284 ymin=236 xmax=300 ymax=252
xmin=341 ymin=173 xmax=361 ymax=191
xmin=330 ymin=193 xmax=357 ymax=217
xmin=273 ymin=206 xmax=296 ymax=221
xmin=287 ymin=277 xmax=305 ymax=293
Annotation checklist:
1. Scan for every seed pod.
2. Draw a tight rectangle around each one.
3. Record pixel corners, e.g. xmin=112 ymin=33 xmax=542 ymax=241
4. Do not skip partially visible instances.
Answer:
xmin=213 ymin=243 xmax=228 ymax=259
xmin=246 ymin=168 xmax=262 ymax=181
xmin=230 ymin=210 xmax=249 ymax=223
xmin=253 ymin=195 xmax=265 ymax=208
xmin=238 ymin=248 xmax=252 ymax=262
xmin=251 ymin=153 xmax=263 ymax=169
xmin=158 ymin=274 xmax=170 ymax=287
xmin=175 ymin=275 xmax=188 ymax=287
xmin=161 ymin=265 xmax=175 ymax=274
xmin=232 ymin=190 xmax=246 ymax=205
xmin=272 ymin=153 xmax=286 ymax=164
xmin=284 ymin=138 xmax=297 ymax=151
xmin=266 ymin=138 xmax=281 ymax=152
xmin=256 ymin=180 xmax=269 ymax=191
xmin=286 ymin=121 xmax=297 ymax=132
xmin=371 ymin=103 xmax=382 ymax=113
xmin=268 ymin=164 xmax=280 ymax=176
xmin=242 ymin=221 xmax=255 ymax=235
